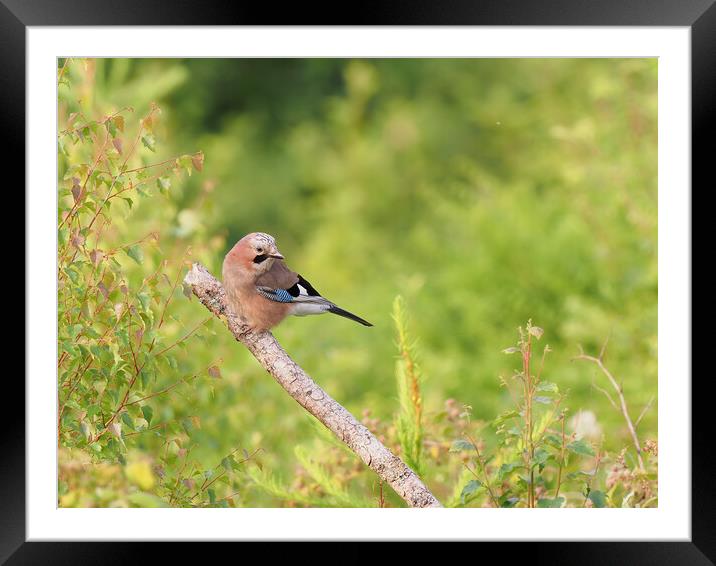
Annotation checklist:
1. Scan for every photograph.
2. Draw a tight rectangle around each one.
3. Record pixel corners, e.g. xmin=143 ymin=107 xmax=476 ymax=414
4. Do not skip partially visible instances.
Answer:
xmin=56 ymin=57 xmax=659 ymax=510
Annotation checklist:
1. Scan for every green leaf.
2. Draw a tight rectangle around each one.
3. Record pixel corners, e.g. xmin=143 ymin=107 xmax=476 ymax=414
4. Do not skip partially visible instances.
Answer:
xmin=460 ymin=479 xmax=483 ymax=505
xmin=58 ymin=227 xmax=69 ymax=246
xmin=177 ymin=155 xmax=193 ymax=176
xmin=80 ymin=421 xmax=91 ymax=441
xmin=536 ymin=382 xmax=559 ymax=393
xmin=137 ymin=292 xmax=151 ymax=312
xmin=208 ymin=488 xmax=216 ymax=505
xmin=534 ymin=396 xmax=553 ymax=405
xmin=157 ymin=176 xmax=171 ymax=195
xmin=544 ymin=433 xmax=563 ymax=448
xmin=182 ymin=417 xmax=196 ymax=437
xmin=139 ymin=368 xmax=152 ymax=389
xmin=141 ymin=133 xmax=156 ymax=152
xmin=141 ymin=405 xmax=153 ymax=426
xmin=588 ymin=490 xmax=608 ymax=507
xmin=90 ymin=122 xmax=105 ymax=137
xmin=125 ymin=244 xmax=144 ymax=265
xmin=566 ymin=470 xmax=596 ymax=480
xmin=537 ymin=497 xmax=565 ymax=508
xmin=65 ymin=266 xmax=80 ymax=285
xmin=499 ymin=495 xmax=519 ymax=508
xmin=566 ymin=439 xmax=595 ymax=457
xmin=121 ymin=412 xmax=135 ymax=431
xmin=533 ymin=448 xmax=550 ymax=465
xmin=493 ymin=409 xmax=520 ymax=426
xmin=505 ymin=426 xmax=522 ymax=438
xmin=498 ymin=462 xmax=521 ymax=479
xmin=58 ymin=136 xmax=69 ymax=156
xmin=107 ymin=119 xmax=117 ymax=137
xmin=64 ymin=399 xmax=82 ymax=412
xmin=69 ymin=324 xmax=84 ymax=340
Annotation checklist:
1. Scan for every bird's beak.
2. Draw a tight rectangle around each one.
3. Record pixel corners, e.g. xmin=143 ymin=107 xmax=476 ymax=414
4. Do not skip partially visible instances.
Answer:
xmin=268 ymin=247 xmax=284 ymax=260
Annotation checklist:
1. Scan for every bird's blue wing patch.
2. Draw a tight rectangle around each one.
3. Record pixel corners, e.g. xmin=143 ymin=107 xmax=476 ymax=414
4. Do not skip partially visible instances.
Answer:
xmin=257 ymin=287 xmax=294 ymax=303
xmin=273 ymin=289 xmax=294 ymax=303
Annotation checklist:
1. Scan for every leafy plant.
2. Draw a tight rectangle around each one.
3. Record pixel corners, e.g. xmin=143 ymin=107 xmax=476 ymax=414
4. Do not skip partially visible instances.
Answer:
xmin=393 ymin=296 xmax=425 ymax=477
xmin=57 ymin=60 xmax=257 ymax=508
xmin=448 ymin=320 xmax=656 ymax=508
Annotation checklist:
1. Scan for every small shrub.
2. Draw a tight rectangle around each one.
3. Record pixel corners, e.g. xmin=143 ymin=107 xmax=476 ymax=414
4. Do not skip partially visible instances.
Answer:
xmin=57 ymin=61 xmax=255 ymax=507
xmin=449 ymin=320 xmax=657 ymax=508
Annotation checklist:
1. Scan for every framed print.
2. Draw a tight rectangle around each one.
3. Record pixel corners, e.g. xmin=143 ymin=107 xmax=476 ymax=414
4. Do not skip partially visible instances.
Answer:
xmin=9 ymin=0 xmax=708 ymax=561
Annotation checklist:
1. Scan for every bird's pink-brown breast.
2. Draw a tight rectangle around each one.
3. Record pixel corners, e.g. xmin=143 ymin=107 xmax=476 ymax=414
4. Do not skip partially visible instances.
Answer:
xmin=239 ymin=294 xmax=292 ymax=331
xmin=222 ymin=252 xmax=295 ymax=331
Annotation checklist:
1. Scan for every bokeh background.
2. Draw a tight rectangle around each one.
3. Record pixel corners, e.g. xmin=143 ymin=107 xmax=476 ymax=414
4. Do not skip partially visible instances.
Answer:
xmin=58 ymin=58 xmax=657 ymax=507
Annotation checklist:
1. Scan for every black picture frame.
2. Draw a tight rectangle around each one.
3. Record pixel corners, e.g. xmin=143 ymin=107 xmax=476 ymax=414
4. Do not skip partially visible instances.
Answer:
xmin=9 ymin=0 xmax=707 ymax=561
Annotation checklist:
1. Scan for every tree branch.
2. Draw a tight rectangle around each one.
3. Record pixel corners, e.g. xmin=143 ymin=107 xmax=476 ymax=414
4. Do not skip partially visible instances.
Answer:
xmin=183 ymin=263 xmax=442 ymax=508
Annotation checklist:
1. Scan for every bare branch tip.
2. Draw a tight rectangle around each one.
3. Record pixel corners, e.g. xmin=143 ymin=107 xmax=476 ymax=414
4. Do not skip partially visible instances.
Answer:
xmin=183 ymin=262 xmax=205 ymax=286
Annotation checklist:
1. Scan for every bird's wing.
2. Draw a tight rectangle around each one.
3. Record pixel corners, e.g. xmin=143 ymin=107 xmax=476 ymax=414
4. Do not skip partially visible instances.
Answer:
xmin=293 ymin=274 xmax=322 ymax=298
xmin=255 ymin=260 xmax=299 ymax=289
xmin=256 ymin=270 xmax=373 ymax=326
xmin=256 ymin=264 xmax=328 ymax=305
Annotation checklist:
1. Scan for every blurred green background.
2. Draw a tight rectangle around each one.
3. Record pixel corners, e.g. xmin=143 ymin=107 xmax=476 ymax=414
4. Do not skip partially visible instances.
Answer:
xmin=59 ymin=58 xmax=657 ymax=506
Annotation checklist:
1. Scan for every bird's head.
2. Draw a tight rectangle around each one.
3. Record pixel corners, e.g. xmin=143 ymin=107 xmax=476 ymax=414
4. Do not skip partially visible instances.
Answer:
xmin=226 ymin=232 xmax=285 ymax=276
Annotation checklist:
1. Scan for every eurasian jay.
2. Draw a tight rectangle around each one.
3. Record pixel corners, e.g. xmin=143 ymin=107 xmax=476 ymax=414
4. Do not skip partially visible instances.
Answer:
xmin=222 ymin=232 xmax=373 ymax=331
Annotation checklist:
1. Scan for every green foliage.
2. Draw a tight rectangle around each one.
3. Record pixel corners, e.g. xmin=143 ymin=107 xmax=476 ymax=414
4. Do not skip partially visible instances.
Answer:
xmin=392 ymin=296 xmax=425 ymax=477
xmin=448 ymin=322 xmax=657 ymax=508
xmin=57 ymin=61 xmax=254 ymax=507
xmin=58 ymin=57 xmax=657 ymax=508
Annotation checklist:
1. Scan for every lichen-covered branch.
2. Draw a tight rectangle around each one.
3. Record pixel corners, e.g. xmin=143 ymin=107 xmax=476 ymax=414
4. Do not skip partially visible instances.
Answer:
xmin=184 ymin=263 xmax=442 ymax=508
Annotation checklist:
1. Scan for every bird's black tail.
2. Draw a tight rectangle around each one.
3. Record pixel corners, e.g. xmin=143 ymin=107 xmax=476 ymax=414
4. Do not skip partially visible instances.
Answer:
xmin=328 ymin=306 xmax=373 ymax=327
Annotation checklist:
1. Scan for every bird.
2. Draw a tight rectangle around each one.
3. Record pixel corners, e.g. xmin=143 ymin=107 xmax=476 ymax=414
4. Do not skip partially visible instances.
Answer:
xmin=222 ymin=232 xmax=373 ymax=332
